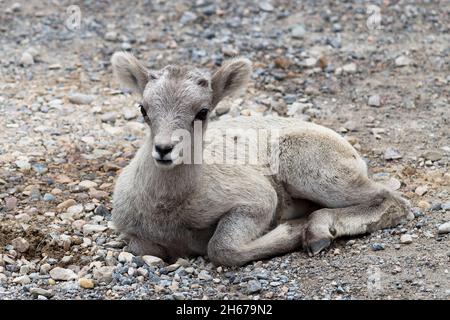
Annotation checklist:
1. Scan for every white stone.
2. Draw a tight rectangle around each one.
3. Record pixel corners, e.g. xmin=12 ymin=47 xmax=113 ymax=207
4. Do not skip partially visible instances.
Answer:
xmin=67 ymin=204 xmax=84 ymax=215
xmin=68 ymin=93 xmax=95 ymax=105
xmin=368 ymin=95 xmax=381 ymax=107
xmin=395 ymin=56 xmax=412 ymax=67
xmin=198 ymin=270 xmax=212 ymax=281
xmin=13 ymin=275 xmax=31 ymax=285
xmin=93 ymin=266 xmax=115 ymax=283
xmin=215 ymin=104 xmax=230 ymax=116
xmin=49 ymin=267 xmax=78 ymax=281
xmin=0 ymin=273 xmax=7 ymax=283
xmin=400 ymin=234 xmax=413 ymax=244
xmin=79 ymin=180 xmax=98 ymax=189
xmin=19 ymin=52 xmax=34 ymax=66
xmin=118 ymin=252 xmax=134 ymax=264
xmin=291 ymin=25 xmax=306 ymax=39
xmin=384 ymin=147 xmax=402 ymax=160
xmin=438 ymin=222 xmax=450 ymax=234
xmin=142 ymin=255 xmax=164 ymax=267
xmin=122 ymin=107 xmax=138 ymax=120
xmin=415 ymin=185 xmax=428 ymax=196
xmin=259 ymin=1 xmax=274 ymax=12
xmin=303 ymin=57 xmax=318 ymax=67
xmin=15 ymin=158 xmax=31 ymax=171
xmin=82 ymin=224 xmax=107 ymax=235
xmin=105 ymin=31 xmax=118 ymax=41
xmin=342 ymin=63 xmax=357 ymax=73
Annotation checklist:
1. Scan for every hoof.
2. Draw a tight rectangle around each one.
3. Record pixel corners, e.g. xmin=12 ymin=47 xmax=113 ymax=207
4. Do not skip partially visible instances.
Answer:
xmin=306 ymin=238 xmax=331 ymax=257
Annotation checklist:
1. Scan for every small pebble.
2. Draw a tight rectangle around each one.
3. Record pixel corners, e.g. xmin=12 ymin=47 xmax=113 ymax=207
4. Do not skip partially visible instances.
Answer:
xmin=30 ymin=287 xmax=53 ymax=298
xmin=142 ymin=255 xmax=164 ymax=267
xmin=68 ymin=93 xmax=95 ymax=105
xmin=49 ymin=267 xmax=78 ymax=281
xmin=400 ymin=234 xmax=413 ymax=244
xmin=43 ymin=193 xmax=56 ymax=202
xmin=384 ymin=147 xmax=402 ymax=160
xmin=395 ymin=56 xmax=412 ymax=67
xmin=19 ymin=52 xmax=34 ymax=66
xmin=438 ymin=222 xmax=450 ymax=234
xmin=118 ymin=252 xmax=134 ymax=264
xmin=371 ymin=243 xmax=385 ymax=251
xmin=368 ymin=95 xmax=381 ymax=107
xmin=11 ymin=237 xmax=29 ymax=253
xmin=415 ymin=185 xmax=428 ymax=196
xmin=79 ymin=278 xmax=95 ymax=289
xmin=247 ymin=280 xmax=262 ymax=294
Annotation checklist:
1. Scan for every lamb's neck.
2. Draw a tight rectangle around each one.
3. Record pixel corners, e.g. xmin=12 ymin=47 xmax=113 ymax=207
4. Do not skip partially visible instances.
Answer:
xmin=147 ymin=163 xmax=200 ymax=201
xmin=135 ymin=141 xmax=201 ymax=202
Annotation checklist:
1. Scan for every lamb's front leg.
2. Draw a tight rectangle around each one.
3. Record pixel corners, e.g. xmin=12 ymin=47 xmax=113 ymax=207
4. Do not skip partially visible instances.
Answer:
xmin=127 ymin=236 xmax=169 ymax=261
xmin=207 ymin=204 xmax=306 ymax=267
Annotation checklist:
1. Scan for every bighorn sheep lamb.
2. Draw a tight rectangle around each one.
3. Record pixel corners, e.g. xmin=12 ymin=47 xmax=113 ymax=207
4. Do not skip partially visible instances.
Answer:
xmin=111 ymin=52 xmax=413 ymax=266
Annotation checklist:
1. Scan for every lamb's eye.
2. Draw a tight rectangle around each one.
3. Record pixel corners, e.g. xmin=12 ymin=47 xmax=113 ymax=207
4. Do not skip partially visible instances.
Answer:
xmin=139 ymin=104 xmax=147 ymax=117
xmin=195 ymin=108 xmax=209 ymax=121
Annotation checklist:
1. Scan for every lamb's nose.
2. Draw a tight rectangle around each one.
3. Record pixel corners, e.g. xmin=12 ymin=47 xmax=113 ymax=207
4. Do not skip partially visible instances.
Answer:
xmin=154 ymin=144 xmax=174 ymax=158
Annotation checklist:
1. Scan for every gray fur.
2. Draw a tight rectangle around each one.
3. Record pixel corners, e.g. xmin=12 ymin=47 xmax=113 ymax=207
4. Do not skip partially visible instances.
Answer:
xmin=110 ymin=52 xmax=413 ymax=266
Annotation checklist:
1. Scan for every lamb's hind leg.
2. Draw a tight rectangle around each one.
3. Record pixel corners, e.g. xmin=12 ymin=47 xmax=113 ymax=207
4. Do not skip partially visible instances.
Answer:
xmin=277 ymin=128 xmax=413 ymax=256
xmin=207 ymin=206 xmax=308 ymax=266
xmin=304 ymin=190 xmax=413 ymax=256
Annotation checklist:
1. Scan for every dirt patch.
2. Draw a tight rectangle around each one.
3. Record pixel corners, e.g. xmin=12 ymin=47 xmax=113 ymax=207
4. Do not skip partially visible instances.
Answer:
xmin=0 ymin=218 xmax=83 ymax=265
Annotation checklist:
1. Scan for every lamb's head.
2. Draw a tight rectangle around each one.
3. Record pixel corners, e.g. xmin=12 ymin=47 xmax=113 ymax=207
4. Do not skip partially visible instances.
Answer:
xmin=111 ymin=52 xmax=252 ymax=169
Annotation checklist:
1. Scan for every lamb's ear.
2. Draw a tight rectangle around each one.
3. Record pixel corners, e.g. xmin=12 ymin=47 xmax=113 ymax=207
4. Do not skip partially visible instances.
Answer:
xmin=111 ymin=52 xmax=149 ymax=94
xmin=211 ymin=58 xmax=252 ymax=106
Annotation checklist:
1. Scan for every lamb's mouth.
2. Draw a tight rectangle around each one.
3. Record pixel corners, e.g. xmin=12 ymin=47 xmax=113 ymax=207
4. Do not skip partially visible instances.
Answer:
xmin=155 ymin=159 xmax=173 ymax=166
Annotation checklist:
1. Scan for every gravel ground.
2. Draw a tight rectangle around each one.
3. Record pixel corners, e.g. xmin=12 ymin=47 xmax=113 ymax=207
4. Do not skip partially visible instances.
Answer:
xmin=0 ymin=0 xmax=449 ymax=300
